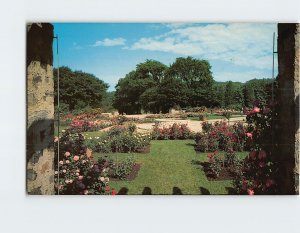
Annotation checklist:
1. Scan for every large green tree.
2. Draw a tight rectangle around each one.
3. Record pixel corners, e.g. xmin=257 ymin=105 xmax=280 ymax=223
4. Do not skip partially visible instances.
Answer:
xmin=167 ymin=57 xmax=214 ymax=107
xmin=53 ymin=66 xmax=109 ymax=111
xmin=136 ymin=59 xmax=167 ymax=83
xmin=113 ymin=70 xmax=157 ymax=114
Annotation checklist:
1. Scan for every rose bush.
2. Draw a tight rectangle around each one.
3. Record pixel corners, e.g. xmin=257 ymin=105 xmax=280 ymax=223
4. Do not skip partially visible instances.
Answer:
xmin=67 ymin=119 xmax=111 ymax=133
xmin=151 ymin=123 xmax=194 ymax=140
xmin=233 ymin=84 xmax=279 ymax=195
xmin=195 ymin=121 xmax=246 ymax=152
xmin=54 ymin=131 xmax=116 ymax=195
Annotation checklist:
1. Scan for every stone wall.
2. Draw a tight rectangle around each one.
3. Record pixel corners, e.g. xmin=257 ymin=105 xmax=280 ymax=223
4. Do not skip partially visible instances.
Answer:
xmin=26 ymin=23 xmax=55 ymax=194
xmin=277 ymin=23 xmax=299 ymax=194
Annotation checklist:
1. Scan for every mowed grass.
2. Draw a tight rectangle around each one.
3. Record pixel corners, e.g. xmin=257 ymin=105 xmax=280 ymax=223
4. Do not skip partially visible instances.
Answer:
xmin=93 ymin=140 xmax=248 ymax=195
xmin=188 ymin=114 xmax=244 ymax=121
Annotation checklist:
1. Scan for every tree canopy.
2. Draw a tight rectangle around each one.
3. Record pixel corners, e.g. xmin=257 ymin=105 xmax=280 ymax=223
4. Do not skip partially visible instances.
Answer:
xmin=113 ymin=57 xmax=215 ymax=114
xmin=53 ymin=66 xmax=109 ymax=111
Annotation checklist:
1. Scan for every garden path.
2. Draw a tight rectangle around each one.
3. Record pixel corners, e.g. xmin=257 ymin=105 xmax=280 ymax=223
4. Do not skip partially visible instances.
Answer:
xmin=135 ymin=116 xmax=246 ymax=133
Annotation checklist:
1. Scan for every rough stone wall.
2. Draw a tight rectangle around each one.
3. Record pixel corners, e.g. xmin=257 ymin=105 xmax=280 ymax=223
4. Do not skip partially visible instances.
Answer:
xmin=277 ymin=23 xmax=299 ymax=194
xmin=26 ymin=23 xmax=55 ymax=194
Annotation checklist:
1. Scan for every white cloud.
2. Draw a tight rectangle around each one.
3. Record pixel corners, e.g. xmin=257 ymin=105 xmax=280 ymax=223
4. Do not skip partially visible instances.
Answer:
xmin=129 ymin=23 xmax=276 ymax=70
xmin=92 ymin=38 xmax=126 ymax=47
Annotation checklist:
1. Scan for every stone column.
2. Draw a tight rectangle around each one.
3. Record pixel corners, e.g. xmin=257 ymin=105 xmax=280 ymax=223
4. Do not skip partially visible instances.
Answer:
xmin=277 ymin=23 xmax=299 ymax=194
xmin=26 ymin=23 xmax=55 ymax=194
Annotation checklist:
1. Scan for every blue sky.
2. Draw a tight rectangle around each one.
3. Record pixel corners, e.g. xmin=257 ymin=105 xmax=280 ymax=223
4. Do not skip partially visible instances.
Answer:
xmin=53 ymin=23 xmax=278 ymax=91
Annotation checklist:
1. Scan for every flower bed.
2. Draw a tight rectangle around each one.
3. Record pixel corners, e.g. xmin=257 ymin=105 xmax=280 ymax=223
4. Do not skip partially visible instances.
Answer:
xmin=85 ymin=125 xmax=151 ymax=153
xmin=201 ymin=150 xmax=243 ymax=181
xmin=151 ymin=123 xmax=194 ymax=140
xmin=67 ymin=119 xmax=112 ymax=133
xmin=62 ymin=112 xmax=109 ymax=122
xmin=54 ymin=132 xmax=117 ymax=195
xmin=195 ymin=121 xmax=248 ymax=152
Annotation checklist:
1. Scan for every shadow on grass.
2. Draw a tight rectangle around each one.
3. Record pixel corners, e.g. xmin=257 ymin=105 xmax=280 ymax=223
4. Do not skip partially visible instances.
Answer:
xmin=191 ymin=160 xmax=202 ymax=166
xmin=118 ymin=187 xmax=129 ymax=195
xmin=142 ymin=187 xmax=152 ymax=195
xmin=173 ymin=187 xmax=183 ymax=195
xmin=225 ymin=187 xmax=237 ymax=195
xmin=200 ymin=187 xmax=211 ymax=195
xmin=185 ymin=143 xmax=196 ymax=147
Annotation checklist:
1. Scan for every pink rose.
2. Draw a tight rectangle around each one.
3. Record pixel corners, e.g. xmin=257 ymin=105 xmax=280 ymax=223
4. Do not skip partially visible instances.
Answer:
xmin=76 ymin=169 xmax=80 ymax=173
xmin=65 ymin=151 xmax=70 ymax=157
xmin=78 ymin=176 xmax=84 ymax=180
xmin=65 ymin=160 xmax=70 ymax=164
xmin=62 ymin=169 xmax=66 ymax=173
xmin=83 ymin=190 xmax=89 ymax=195
xmin=73 ymin=155 xmax=80 ymax=161
xmin=252 ymin=107 xmax=260 ymax=113
xmin=247 ymin=189 xmax=255 ymax=195
xmin=75 ymin=172 xmax=80 ymax=176
xmin=59 ymin=161 xmax=64 ymax=165
xmin=246 ymin=132 xmax=253 ymax=138
xmin=54 ymin=137 xmax=59 ymax=142
xmin=258 ymin=150 xmax=267 ymax=160
xmin=249 ymin=151 xmax=256 ymax=160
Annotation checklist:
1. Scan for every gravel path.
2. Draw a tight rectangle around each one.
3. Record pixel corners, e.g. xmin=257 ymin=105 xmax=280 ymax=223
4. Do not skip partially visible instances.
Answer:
xmin=136 ymin=117 xmax=246 ymax=133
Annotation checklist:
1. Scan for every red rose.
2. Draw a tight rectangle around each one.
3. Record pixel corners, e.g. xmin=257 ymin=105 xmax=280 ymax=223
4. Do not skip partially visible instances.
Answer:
xmin=111 ymin=189 xmax=117 ymax=196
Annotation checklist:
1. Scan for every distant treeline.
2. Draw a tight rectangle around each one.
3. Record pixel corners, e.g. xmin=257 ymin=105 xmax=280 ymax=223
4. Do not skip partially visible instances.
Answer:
xmin=54 ymin=57 xmax=273 ymax=114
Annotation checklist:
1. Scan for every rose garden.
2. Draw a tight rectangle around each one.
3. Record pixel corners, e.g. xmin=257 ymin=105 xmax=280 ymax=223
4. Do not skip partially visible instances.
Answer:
xmin=54 ymin=96 xmax=279 ymax=195
xmin=27 ymin=23 xmax=299 ymax=195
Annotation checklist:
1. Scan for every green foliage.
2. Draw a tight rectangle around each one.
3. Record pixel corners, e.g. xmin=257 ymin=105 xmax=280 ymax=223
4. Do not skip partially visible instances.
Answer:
xmin=233 ymin=81 xmax=279 ymax=195
xmin=54 ymin=66 xmax=109 ymax=111
xmin=85 ymin=125 xmax=151 ymax=153
xmin=242 ymin=79 xmax=273 ymax=107
xmin=113 ymin=70 xmax=156 ymax=114
xmin=100 ymin=91 xmax=116 ymax=113
xmin=110 ymin=157 xmax=135 ymax=180
xmin=113 ymin=57 xmax=214 ymax=114
xmin=136 ymin=59 xmax=167 ymax=83
xmin=207 ymin=152 xmax=223 ymax=178
xmin=167 ymin=57 xmax=214 ymax=107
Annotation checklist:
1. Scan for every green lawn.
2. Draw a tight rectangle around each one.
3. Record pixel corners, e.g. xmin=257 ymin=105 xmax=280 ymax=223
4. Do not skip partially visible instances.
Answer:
xmin=93 ymin=140 xmax=248 ymax=195
xmin=188 ymin=114 xmax=244 ymax=121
